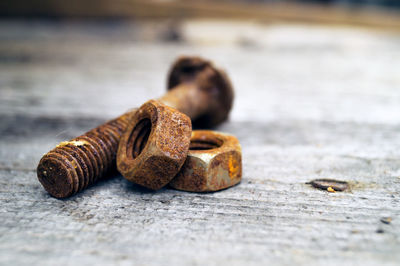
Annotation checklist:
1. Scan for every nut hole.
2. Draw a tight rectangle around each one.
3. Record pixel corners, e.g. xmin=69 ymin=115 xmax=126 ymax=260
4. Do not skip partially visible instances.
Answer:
xmin=189 ymin=138 xmax=223 ymax=151
xmin=127 ymin=118 xmax=151 ymax=159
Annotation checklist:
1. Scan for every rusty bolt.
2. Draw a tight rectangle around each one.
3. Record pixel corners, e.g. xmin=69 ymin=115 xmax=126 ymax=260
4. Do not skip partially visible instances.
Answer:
xmin=162 ymin=56 xmax=234 ymax=128
xmin=169 ymin=130 xmax=242 ymax=192
xmin=37 ymin=112 xmax=132 ymax=198
xmin=36 ymin=56 xmax=234 ymax=198
xmin=117 ymin=57 xmax=234 ymax=189
xmin=117 ymin=100 xmax=192 ymax=190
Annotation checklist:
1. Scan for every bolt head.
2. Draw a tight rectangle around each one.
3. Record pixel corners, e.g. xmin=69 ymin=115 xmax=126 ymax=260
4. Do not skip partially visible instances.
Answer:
xmin=167 ymin=56 xmax=234 ymax=128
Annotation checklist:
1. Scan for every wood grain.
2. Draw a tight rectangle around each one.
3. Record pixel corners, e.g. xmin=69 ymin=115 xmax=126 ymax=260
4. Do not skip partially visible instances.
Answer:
xmin=0 ymin=20 xmax=399 ymax=265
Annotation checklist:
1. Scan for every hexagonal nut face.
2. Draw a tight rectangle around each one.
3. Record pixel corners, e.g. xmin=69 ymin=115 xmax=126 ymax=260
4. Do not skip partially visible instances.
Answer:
xmin=117 ymin=100 xmax=192 ymax=190
xmin=169 ymin=130 xmax=242 ymax=192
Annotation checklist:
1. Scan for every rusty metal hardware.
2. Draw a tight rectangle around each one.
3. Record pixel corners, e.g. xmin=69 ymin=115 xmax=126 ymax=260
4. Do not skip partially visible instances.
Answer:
xmin=36 ymin=56 xmax=234 ymax=198
xmin=116 ymin=57 xmax=234 ymax=190
xmin=169 ymin=130 xmax=242 ymax=192
xmin=163 ymin=56 xmax=234 ymax=128
xmin=37 ymin=112 xmax=131 ymax=198
xmin=117 ymin=100 xmax=192 ymax=190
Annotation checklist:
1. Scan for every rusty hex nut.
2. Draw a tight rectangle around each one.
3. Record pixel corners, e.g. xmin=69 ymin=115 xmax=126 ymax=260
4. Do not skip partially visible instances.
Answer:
xmin=169 ymin=130 xmax=242 ymax=192
xmin=117 ymin=100 xmax=192 ymax=190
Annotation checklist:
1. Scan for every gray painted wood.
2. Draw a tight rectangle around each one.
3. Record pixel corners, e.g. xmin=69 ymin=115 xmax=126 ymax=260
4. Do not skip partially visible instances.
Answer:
xmin=0 ymin=20 xmax=399 ymax=266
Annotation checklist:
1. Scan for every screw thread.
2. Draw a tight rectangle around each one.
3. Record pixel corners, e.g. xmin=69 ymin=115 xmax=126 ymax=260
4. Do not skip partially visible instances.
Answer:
xmin=37 ymin=112 xmax=132 ymax=198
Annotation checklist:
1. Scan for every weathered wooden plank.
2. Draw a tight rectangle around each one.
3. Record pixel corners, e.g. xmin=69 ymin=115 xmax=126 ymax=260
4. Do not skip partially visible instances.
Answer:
xmin=0 ymin=20 xmax=399 ymax=265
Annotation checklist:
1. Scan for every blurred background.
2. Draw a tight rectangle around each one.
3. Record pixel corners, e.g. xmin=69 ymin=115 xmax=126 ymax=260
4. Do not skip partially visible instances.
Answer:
xmin=1 ymin=2 xmax=400 ymax=265
xmin=1 ymin=0 xmax=399 ymax=121
xmin=1 ymin=0 xmax=400 ymax=125
xmin=1 ymin=1 xmax=400 ymax=23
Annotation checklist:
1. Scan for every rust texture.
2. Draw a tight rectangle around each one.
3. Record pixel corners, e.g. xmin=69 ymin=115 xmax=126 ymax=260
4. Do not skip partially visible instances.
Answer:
xmin=36 ymin=56 xmax=234 ymax=197
xmin=37 ymin=112 xmax=132 ymax=198
xmin=162 ymin=56 xmax=234 ymax=128
xmin=117 ymin=56 xmax=235 ymax=190
xmin=117 ymin=100 xmax=192 ymax=190
xmin=307 ymin=179 xmax=349 ymax=192
xmin=169 ymin=130 xmax=242 ymax=192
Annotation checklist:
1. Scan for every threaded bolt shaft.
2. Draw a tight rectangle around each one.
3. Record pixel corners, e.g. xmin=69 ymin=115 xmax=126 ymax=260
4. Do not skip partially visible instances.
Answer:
xmin=37 ymin=56 xmax=234 ymax=198
xmin=37 ymin=112 xmax=132 ymax=198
